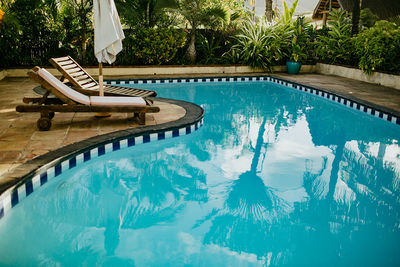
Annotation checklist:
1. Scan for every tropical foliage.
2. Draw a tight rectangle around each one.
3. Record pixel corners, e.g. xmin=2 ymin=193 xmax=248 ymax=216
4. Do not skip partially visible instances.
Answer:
xmin=115 ymin=0 xmax=178 ymax=28
xmin=177 ymin=0 xmax=228 ymax=64
xmin=60 ymin=0 xmax=93 ymax=64
xmin=225 ymin=0 xmax=313 ymax=70
xmin=286 ymin=16 xmax=314 ymax=62
xmin=353 ymin=20 xmax=400 ymax=74
xmin=0 ymin=0 xmax=399 ymax=75
xmin=316 ymin=9 xmax=354 ymax=65
xmin=0 ymin=0 xmax=64 ymax=67
xmin=128 ymin=28 xmax=186 ymax=65
xmin=226 ymin=18 xmax=285 ymax=70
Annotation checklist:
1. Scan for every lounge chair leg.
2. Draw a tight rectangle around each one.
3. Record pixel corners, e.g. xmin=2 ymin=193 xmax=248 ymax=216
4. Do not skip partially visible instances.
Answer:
xmin=138 ymin=112 xmax=145 ymax=125
xmin=37 ymin=111 xmax=53 ymax=131
xmin=37 ymin=117 xmax=52 ymax=131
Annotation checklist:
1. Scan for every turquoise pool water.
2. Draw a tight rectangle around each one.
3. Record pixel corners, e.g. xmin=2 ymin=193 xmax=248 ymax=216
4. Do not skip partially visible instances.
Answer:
xmin=0 ymin=80 xmax=399 ymax=266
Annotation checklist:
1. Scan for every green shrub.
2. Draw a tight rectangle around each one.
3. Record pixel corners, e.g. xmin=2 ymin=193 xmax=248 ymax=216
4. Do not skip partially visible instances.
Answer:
xmin=196 ymin=30 xmax=235 ymax=65
xmin=316 ymin=9 xmax=354 ymax=65
xmin=197 ymin=34 xmax=221 ymax=64
xmin=227 ymin=18 xmax=286 ymax=70
xmin=285 ymin=16 xmax=315 ymax=63
xmin=0 ymin=0 xmax=63 ymax=68
xmin=353 ymin=21 xmax=400 ymax=74
xmin=360 ymin=8 xmax=378 ymax=28
xmin=130 ymin=28 xmax=186 ymax=65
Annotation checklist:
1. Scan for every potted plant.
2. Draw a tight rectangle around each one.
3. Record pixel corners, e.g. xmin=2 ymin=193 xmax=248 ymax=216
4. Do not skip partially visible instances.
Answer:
xmin=286 ymin=17 xmax=308 ymax=74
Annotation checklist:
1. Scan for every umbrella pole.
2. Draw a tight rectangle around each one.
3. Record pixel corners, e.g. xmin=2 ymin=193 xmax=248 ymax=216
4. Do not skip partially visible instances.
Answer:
xmin=95 ymin=62 xmax=111 ymax=117
xmin=99 ymin=62 xmax=104 ymax=96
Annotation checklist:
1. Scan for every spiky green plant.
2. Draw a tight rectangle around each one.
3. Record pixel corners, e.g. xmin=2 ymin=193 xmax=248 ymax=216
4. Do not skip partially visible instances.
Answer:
xmin=316 ymin=9 xmax=353 ymax=65
xmin=228 ymin=18 xmax=286 ymax=70
xmin=279 ymin=0 xmax=298 ymax=25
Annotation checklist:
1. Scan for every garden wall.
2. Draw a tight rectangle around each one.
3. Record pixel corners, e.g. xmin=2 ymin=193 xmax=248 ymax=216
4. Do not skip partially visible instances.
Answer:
xmin=0 ymin=70 xmax=6 ymax=81
xmin=315 ymin=63 xmax=400 ymax=90
xmin=0 ymin=65 xmax=315 ymax=80
xmin=1 ymin=64 xmax=398 ymax=91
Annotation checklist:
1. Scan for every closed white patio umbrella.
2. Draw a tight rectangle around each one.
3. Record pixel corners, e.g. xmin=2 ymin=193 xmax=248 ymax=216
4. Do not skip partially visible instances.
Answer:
xmin=93 ymin=0 xmax=125 ymax=97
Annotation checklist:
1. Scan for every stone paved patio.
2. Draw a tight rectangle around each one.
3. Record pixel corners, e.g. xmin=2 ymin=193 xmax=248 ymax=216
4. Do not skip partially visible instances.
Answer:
xmin=0 ymin=77 xmax=185 ymax=177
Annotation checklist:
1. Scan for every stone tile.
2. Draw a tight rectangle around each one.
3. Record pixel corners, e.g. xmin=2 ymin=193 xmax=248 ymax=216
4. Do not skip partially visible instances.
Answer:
xmin=25 ymin=139 xmax=64 ymax=151
xmin=0 ymin=151 xmax=21 ymax=163
xmin=0 ymin=140 xmax=30 ymax=151
xmin=0 ymin=164 xmax=16 ymax=177
xmin=31 ymin=129 xmax=66 ymax=141
xmin=69 ymin=120 xmax=100 ymax=130
xmin=63 ymin=130 xmax=99 ymax=146
xmin=20 ymin=149 xmax=50 ymax=162
xmin=0 ymin=131 xmax=32 ymax=142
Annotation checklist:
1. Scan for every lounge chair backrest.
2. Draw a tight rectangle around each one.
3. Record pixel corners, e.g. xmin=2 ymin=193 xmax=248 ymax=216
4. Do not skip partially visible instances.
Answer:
xmin=38 ymin=68 xmax=91 ymax=105
xmin=50 ymin=56 xmax=99 ymax=91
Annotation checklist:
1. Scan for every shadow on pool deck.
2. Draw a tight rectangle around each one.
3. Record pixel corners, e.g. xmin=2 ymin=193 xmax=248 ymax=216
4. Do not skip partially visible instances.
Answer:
xmin=0 ymin=72 xmax=400 ymax=180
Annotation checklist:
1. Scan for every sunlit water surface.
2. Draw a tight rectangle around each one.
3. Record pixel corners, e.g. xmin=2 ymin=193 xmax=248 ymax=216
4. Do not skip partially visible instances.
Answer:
xmin=0 ymin=81 xmax=399 ymax=266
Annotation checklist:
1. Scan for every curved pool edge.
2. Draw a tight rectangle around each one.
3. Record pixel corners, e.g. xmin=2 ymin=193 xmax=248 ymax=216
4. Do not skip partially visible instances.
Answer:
xmin=0 ymin=97 xmax=204 ymax=219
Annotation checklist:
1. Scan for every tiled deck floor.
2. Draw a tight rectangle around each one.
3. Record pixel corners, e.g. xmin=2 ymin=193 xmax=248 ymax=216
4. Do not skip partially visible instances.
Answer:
xmin=274 ymin=73 xmax=400 ymax=116
xmin=0 ymin=77 xmax=185 ymax=177
xmin=1 ymin=73 xmax=400 ymax=181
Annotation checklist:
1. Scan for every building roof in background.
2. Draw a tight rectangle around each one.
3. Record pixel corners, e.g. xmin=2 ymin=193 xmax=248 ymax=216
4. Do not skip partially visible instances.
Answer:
xmin=252 ymin=0 xmax=320 ymax=17
xmin=312 ymin=0 xmax=341 ymax=20
xmin=252 ymin=0 xmax=399 ymax=19
xmin=339 ymin=0 xmax=400 ymax=19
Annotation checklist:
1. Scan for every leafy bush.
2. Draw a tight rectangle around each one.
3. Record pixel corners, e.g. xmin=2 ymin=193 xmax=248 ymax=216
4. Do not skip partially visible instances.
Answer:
xmin=129 ymin=28 xmax=186 ymax=65
xmin=360 ymin=8 xmax=378 ymax=28
xmin=285 ymin=16 xmax=315 ymax=63
xmin=353 ymin=21 xmax=400 ymax=74
xmin=197 ymin=34 xmax=221 ymax=64
xmin=316 ymin=9 xmax=354 ymax=65
xmin=0 ymin=0 xmax=63 ymax=68
xmin=226 ymin=18 xmax=285 ymax=70
xmin=195 ymin=29 xmax=236 ymax=65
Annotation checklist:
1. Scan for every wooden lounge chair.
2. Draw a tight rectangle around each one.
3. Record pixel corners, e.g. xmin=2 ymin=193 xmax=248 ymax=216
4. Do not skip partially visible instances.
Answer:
xmin=16 ymin=67 xmax=160 ymax=131
xmin=49 ymin=56 xmax=157 ymax=97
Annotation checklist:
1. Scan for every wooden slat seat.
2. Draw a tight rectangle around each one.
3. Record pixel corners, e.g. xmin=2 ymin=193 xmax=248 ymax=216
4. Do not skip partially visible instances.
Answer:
xmin=63 ymin=64 xmax=78 ymax=70
xmin=50 ymin=56 xmax=157 ymax=98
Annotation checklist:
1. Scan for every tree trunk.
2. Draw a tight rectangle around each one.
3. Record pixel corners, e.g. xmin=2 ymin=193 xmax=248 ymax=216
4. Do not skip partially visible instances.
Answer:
xmin=351 ymin=0 xmax=362 ymax=36
xmin=146 ymin=1 xmax=150 ymax=27
xmin=81 ymin=19 xmax=87 ymax=64
xmin=78 ymin=1 xmax=87 ymax=65
xmin=187 ymin=29 xmax=196 ymax=64
xmin=265 ymin=0 xmax=273 ymax=21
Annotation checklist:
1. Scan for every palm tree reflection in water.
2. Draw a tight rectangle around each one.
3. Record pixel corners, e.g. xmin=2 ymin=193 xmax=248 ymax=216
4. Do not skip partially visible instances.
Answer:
xmin=201 ymin=117 xmax=291 ymax=263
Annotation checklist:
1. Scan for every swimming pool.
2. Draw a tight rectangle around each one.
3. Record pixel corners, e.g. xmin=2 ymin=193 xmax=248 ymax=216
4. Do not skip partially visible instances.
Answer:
xmin=0 ymin=77 xmax=399 ymax=266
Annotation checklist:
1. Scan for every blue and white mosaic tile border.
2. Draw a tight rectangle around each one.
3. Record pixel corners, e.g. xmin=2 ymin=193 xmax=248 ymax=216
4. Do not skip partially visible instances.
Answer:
xmin=0 ymin=118 xmax=204 ymax=221
xmin=269 ymin=77 xmax=400 ymax=125
xmin=105 ymin=76 xmax=400 ymax=126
